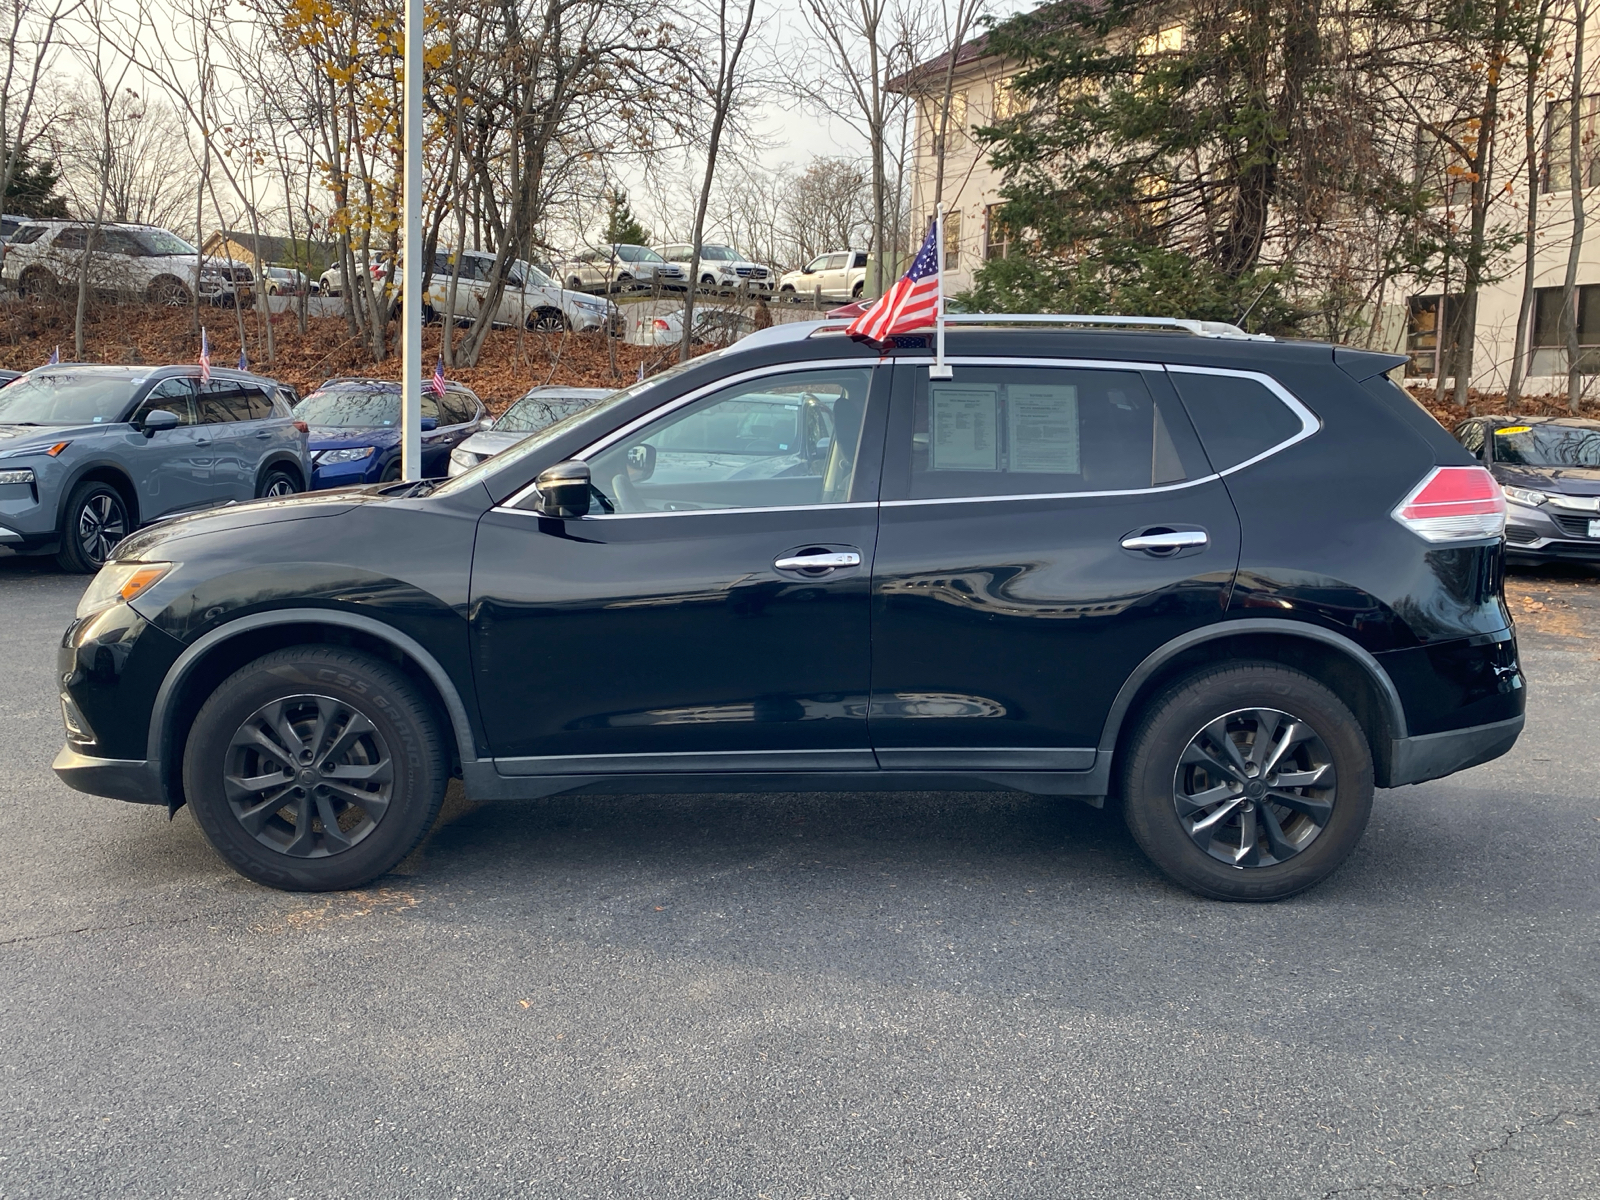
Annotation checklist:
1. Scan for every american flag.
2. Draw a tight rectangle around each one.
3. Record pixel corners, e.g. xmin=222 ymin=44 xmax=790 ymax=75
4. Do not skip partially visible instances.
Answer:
xmin=237 ymin=346 xmax=248 ymax=372
xmin=846 ymin=223 xmax=940 ymax=346
xmin=198 ymin=327 xmax=211 ymax=383
xmin=47 ymin=345 xmax=58 ymax=365
xmin=431 ymin=357 xmax=446 ymax=397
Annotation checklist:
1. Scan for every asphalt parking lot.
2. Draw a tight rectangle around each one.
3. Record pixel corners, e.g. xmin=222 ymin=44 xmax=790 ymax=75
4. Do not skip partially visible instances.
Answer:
xmin=1 ymin=553 xmax=1597 ymax=1200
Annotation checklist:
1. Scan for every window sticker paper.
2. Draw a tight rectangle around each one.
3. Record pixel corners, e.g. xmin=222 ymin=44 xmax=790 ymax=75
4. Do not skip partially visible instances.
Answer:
xmin=1006 ymin=385 xmax=1079 ymax=473
xmin=931 ymin=384 xmax=999 ymax=470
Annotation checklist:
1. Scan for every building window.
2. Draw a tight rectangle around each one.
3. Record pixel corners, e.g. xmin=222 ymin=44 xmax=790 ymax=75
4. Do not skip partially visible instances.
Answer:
xmin=1530 ymin=285 xmax=1600 ymax=375
xmin=1543 ymin=97 xmax=1600 ymax=193
xmin=944 ymin=209 xmax=961 ymax=270
xmin=993 ymin=77 xmax=1024 ymax=120
xmin=1415 ymin=124 xmax=1476 ymax=208
xmin=1407 ymin=294 xmax=1463 ymax=378
xmin=985 ymin=204 xmax=1012 ymax=261
xmin=1137 ymin=23 xmax=1184 ymax=55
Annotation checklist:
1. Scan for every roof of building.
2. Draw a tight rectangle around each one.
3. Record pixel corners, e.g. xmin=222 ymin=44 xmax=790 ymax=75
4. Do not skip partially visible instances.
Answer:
xmin=202 ymin=229 xmax=337 ymax=269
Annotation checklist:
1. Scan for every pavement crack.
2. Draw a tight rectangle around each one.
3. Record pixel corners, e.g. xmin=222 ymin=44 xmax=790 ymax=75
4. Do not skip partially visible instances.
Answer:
xmin=0 ymin=908 xmax=211 ymax=948
xmin=1469 ymin=1106 xmax=1600 ymax=1182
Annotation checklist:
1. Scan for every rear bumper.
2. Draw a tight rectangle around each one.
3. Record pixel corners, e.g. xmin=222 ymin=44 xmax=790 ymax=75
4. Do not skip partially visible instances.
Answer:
xmin=52 ymin=744 xmax=165 ymax=806
xmin=1385 ymin=714 xmax=1525 ymax=787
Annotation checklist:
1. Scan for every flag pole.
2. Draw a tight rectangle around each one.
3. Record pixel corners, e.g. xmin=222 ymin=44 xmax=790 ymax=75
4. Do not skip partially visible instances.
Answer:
xmin=929 ymin=201 xmax=952 ymax=380
xmin=399 ymin=0 xmax=423 ymax=481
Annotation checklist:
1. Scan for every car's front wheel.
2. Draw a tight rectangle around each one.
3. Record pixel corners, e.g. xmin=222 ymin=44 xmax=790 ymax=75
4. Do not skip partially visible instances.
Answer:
xmin=1120 ymin=662 xmax=1373 ymax=902
xmin=57 ymin=480 xmax=131 ymax=573
xmin=182 ymin=647 xmax=448 ymax=891
xmin=528 ymin=307 xmax=566 ymax=332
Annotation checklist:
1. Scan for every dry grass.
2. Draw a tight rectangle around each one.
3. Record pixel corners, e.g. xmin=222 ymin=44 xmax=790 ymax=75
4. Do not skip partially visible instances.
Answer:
xmin=0 ymin=298 xmax=712 ymax=416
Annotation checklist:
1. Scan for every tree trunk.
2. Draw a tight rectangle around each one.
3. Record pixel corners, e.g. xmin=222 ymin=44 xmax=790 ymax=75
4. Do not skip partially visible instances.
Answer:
xmin=1507 ymin=5 xmax=1549 ymax=411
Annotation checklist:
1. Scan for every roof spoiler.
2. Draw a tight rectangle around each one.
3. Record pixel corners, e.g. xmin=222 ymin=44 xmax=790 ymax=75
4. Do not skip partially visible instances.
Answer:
xmin=1334 ymin=347 xmax=1409 ymax=381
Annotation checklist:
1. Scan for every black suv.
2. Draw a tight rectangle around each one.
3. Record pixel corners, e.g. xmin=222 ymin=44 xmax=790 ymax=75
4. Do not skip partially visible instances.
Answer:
xmin=53 ymin=317 xmax=1525 ymax=901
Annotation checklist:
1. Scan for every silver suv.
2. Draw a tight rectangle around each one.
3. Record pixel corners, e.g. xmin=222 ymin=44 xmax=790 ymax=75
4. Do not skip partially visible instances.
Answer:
xmin=2 ymin=222 xmax=255 ymax=306
xmin=0 ymin=365 xmax=310 ymax=571
xmin=654 ymin=243 xmax=773 ymax=294
xmin=558 ymin=244 xmax=686 ymax=294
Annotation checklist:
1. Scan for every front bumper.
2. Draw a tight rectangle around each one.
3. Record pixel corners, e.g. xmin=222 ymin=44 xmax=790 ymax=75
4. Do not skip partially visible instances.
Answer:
xmin=1504 ymin=501 xmax=1600 ymax=561
xmin=52 ymin=744 xmax=165 ymax=805
xmin=1387 ymin=714 xmax=1525 ymax=787
xmin=309 ymin=453 xmax=385 ymax=490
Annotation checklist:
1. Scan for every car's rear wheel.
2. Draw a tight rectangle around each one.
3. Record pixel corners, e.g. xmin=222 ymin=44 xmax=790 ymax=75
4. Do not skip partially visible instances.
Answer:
xmin=57 ymin=480 xmax=130 ymax=573
xmin=147 ymin=276 xmax=192 ymax=306
xmin=183 ymin=647 xmax=448 ymax=891
xmin=256 ymin=466 xmax=301 ymax=498
xmin=1119 ymin=662 xmax=1373 ymax=902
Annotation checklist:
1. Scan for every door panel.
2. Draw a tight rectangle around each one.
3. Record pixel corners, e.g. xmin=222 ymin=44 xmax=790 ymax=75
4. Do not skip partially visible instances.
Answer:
xmin=469 ymin=363 xmax=887 ymax=769
xmin=194 ymin=379 xmax=256 ymax=500
xmin=127 ymin=381 xmax=209 ymax=518
xmin=869 ymin=361 xmax=1242 ymax=758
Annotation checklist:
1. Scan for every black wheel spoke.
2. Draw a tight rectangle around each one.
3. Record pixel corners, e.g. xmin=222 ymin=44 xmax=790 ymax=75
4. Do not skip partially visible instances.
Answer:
xmin=1172 ymin=705 xmax=1338 ymax=869
xmin=222 ymin=692 xmax=393 ymax=859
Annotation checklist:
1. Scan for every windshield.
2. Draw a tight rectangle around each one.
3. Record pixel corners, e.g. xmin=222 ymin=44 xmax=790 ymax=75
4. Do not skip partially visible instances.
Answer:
xmin=701 ymin=245 xmax=738 ymax=261
xmin=0 ymin=372 xmax=139 ymax=425
xmin=1493 ymin=424 xmax=1600 ymax=468
xmin=433 ymin=360 xmax=706 ymax=498
xmin=496 ymin=393 xmax=611 ymax=433
xmin=136 ymin=230 xmax=197 ymax=256
xmin=518 ymin=261 xmax=555 ymax=287
xmin=295 ymin=386 xmax=400 ymax=428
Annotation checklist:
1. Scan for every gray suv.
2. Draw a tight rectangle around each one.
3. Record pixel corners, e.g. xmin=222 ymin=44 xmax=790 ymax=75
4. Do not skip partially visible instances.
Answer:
xmin=0 ymin=365 xmax=310 ymax=572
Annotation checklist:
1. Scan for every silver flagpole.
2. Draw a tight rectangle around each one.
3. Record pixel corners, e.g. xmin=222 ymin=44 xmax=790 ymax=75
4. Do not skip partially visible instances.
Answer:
xmin=400 ymin=0 xmax=423 ymax=480
xmin=930 ymin=201 xmax=952 ymax=380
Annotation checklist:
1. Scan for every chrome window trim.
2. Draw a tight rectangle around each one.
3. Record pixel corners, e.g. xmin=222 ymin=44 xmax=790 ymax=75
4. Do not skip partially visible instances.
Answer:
xmin=490 ymin=500 xmax=879 ymax=521
xmin=503 ymin=356 xmax=884 ymax=511
xmin=894 ymin=354 xmax=1165 ymax=373
xmin=1163 ymin=363 xmax=1322 ymax=475
xmin=879 ymin=475 xmax=1221 ymax=508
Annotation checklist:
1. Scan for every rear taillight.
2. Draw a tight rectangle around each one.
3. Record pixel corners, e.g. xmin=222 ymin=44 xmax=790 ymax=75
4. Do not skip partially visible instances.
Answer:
xmin=1391 ymin=466 xmax=1506 ymax=543
xmin=293 ymin=420 xmax=309 ymax=433
xmin=651 ymin=318 xmax=670 ymax=331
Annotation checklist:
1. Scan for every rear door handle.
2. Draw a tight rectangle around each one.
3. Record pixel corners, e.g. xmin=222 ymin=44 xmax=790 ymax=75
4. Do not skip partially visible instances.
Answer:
xmin=774 ymin=550 xmax=861 ymax=572
xmin=1121 ymin=530 xmax=1208 ymax=552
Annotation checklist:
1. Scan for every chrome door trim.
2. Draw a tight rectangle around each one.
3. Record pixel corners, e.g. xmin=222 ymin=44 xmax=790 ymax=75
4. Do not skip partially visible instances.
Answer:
xmin=489 ymin=500 xmax=880 ymax=521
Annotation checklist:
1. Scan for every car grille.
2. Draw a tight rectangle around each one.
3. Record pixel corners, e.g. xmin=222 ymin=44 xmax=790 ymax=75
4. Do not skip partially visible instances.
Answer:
xmin=1551 ymin=514 xmax=1598 ymax=538
xmin=1506 ymin=525 xmax=1539 ymax=544
xmin=736 ymin=266 xmax=768 ymax=279
xmin=218 ymin=267 xmax=253 ymax=283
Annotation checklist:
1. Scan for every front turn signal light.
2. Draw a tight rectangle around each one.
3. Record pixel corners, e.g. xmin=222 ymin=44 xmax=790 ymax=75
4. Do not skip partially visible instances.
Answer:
xmin=75 ymin=561 xmax=177 ymax=619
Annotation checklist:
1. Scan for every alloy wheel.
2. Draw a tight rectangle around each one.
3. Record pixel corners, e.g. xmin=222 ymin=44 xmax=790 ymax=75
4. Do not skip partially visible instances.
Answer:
xmin=263 ymin=476 xmax=297 ymax=498
xmin=223 ymin=694 xmax=394 ymax=858
xmin=1173 ymin=707 xmax=1337 ymax=868
xmin=76 ymin=492 xmax=128 ymax=566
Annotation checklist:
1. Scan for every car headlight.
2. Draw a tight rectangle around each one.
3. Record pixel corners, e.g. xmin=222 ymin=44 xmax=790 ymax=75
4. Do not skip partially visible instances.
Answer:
xmin=0 ymin=467 xmax=34 ymax=484
xmin=76 ymin=561 xmax=175 ymax=619
xmin=1502 ymin=485 xmax=1549 ymax=507
xmin=450 ymin=447 xmax=485 ymax=470
xmin=315 ymin=446 xmax=376 ymax=464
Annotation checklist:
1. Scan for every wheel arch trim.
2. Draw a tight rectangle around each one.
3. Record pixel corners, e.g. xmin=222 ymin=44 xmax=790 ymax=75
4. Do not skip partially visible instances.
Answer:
xmin=147 ymin=607 xmax=481 ymax=787
xmin=1096 ymin=618 xmax=1408 ymax=756
xmin=56 ymin=460 xmax=142 ymax=530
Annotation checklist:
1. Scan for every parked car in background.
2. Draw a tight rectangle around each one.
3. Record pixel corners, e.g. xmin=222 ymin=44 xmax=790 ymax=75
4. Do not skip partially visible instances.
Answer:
xmin=1453 ymin=414 xmax=1600 ymax=564
xmin=52 ymin=315 xmax=1523 ymax=899
xmin=1 ymin=222 xmax=255 ymax=306
xmin=317 ymin=259 xmax=388 ymax=297
xmin=420 ymin=251 xmax=618 ymax=333
xmin=0 ymin=363 xmax=307 ymax=571
xmin=0 ymin=369 xmax=22 ymax=386
xmin=559 ymin=244 xmax=686 ymax=294
xmin=264 ymin=266 xmax=310 ymax=296
xmin=778 ymin=249 xmax=873 ymax=303
xmin=295 ymin=377 xmax=485 ymax=487
xmin=635 ymin=307 xmax=758 ymax=347
xmin=448 ymin=385 xmax=612 ymax=476
xmin=654 ymin=243 xmax=773 ymax=294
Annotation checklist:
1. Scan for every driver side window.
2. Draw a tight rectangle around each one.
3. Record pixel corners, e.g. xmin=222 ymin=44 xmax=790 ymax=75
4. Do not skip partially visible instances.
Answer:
xmin=587 ymin=368 xmax=874 ymax=514
xmin=130 ymin=379 xmax=196 ymax=426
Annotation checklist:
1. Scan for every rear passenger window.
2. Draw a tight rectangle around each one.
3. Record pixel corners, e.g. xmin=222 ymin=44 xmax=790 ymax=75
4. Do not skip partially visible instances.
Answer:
xmin=439 ymin=392 xmax=476 ymax=426
xmin=1170 ymin=371 xmax=1306 ymax=471
xmin=243 ymin=385 xmax=277 ymax=421
xmin=899 ymin=366 xmax=1199 ymax=499
xmin=196 ymin=380 xmax=252 ymax=424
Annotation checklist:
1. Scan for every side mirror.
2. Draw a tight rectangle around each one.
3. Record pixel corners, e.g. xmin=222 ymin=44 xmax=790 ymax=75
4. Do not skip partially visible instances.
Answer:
xmin=534 ymin=459 xmax=591 ymax=518
xmin=420 ymin=416 xmax=439 ymax=431
xmin=625 ymin=443 xmax=656 ymax=482
xmin=140 ymin=409 xmax=181 ymax=437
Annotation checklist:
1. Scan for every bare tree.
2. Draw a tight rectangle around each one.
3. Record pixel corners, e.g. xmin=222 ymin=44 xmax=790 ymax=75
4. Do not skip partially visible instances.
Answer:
xmin=1506 ymin=0 xmax=1554 ymax=409
xmin=678 ymin=0 xmax=762 ymax=362
xmin=1564 ymin=0 xmax=1589 ymax=411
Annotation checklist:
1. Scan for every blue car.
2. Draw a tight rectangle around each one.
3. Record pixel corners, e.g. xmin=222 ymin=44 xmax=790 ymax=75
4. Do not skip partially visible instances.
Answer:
xmin=294 ymin=377 xmax=486 ymax=488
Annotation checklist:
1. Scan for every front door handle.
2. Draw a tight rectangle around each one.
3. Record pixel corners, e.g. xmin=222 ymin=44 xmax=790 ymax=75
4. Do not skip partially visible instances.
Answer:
xmin=774 ymin=550 xmax=861 ymax=573
xmin=1121 ymin=530 xmax=1208 ymax=553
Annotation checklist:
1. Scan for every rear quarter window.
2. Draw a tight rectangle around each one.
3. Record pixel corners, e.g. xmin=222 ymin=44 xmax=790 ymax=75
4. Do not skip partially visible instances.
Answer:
xmin=1170 ymin=371 xmax=1306 ymax=471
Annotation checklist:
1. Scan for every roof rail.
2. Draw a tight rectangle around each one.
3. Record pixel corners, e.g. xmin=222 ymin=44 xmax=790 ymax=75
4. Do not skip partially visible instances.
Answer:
xmin=940 ymin=313 xmax=1273 ymax=341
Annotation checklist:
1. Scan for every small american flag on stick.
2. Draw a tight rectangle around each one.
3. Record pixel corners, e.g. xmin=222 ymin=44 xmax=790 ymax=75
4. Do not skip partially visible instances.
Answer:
xmin=845 ymin=221 xmax=941 ymax=347
xmin=198 ymin=328 xmax=211 ymax=384
xmin=431 ymin=357 xmax=446 ymax=397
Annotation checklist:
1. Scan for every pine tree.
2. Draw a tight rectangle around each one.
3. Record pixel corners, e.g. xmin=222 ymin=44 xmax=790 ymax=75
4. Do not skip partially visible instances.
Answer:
xmin=603 ymin=189 xmax=651 ymax=246
xmin=4 ymin=154 xmax=69 ymax=218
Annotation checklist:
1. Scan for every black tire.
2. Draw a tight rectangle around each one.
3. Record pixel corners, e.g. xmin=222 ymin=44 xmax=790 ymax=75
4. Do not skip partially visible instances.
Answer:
xmin=56 ymin=479 xmax=131 ymax=573
xmin=567 ymin=275 xmax=584 ymax=292
xmin=182 ymin=647 xmax=448 ymax=891
xmin=1119 ymin=662 xmax=1374 ymax=902
xmin=381 ymin=459 xmax=403 ymax=482
xmin=20 ymin=267 xmax=60 ymax=299
xmin=147 ymin=276 xmax=192 ymax=306
xmin=851 ymin=280 xmax=865 ymax=299
xmin=779 ymin=285 xmax=796 ymax=303
xmin=256 ymin=466 xmax=301 ymax=498
xmin=528 ymin=307 xmax=567 ymax=332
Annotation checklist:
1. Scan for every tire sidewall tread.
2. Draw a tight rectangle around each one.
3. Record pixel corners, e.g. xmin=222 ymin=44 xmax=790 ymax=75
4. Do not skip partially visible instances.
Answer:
xmin=1120 ymin=660 xmax=1374 ymax=902
xmin=182 ymin=647 xmax=447 ymax=892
